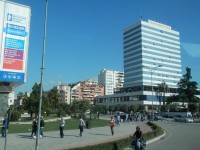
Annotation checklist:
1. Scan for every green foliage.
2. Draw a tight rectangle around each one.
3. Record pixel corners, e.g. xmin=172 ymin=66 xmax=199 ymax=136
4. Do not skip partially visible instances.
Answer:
xmin=11 ymin=111 xmax=21 ymax=121
xmin=57 ymin=110 xmax=66 ymax=117
xmin=178 ymin=67 xmax=198 ymax=104
xmin=129 ymin=105 xmax=138 ymax=112
xmin=157 ymin=81 xmax=169 ymax=105
xmin=47 ymin=87 xmax=61 ymax=110
xmin=160 ymin=105 xmax=168 ymax=112
xmin=188 ymin=103 xmax=198 ymax=114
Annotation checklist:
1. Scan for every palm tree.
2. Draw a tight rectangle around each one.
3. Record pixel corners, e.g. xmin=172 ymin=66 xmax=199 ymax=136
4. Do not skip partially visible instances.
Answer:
xmin=157 ymin=81 xmax=169 ymax=105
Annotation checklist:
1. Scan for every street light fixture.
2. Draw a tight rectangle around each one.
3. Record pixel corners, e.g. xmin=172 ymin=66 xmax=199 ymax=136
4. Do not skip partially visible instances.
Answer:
xmin=35 ymin=0 xmax=48 ymax=150
xmin=143 ymin=65 xmax=162 ymax=121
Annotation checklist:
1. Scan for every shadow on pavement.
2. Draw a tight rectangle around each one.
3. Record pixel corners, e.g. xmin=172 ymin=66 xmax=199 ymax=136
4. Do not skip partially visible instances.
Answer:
xmin=89 ymin=133 xmax=110 ymax=136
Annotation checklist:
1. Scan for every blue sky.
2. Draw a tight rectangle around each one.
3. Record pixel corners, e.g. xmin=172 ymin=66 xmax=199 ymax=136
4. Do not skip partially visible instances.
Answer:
xmin=10 ymin=0 xmax=200 ymax=95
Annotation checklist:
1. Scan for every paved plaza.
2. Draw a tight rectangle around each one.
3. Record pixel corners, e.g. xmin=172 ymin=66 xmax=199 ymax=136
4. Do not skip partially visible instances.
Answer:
xmin=0 ymin=122 xmax=152 ymax=150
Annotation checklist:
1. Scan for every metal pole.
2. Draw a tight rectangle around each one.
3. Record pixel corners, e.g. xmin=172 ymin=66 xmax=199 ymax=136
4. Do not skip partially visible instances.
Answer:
xmin=151 ymin=71 xmax=154 ymax=121
xmin=143 ymin=65 xmax=162 ymax=121
xmin=35 ymin=0 xmax=48 ymax=150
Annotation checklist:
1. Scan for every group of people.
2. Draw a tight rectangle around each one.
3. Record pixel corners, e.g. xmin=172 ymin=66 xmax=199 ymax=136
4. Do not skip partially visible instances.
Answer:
xmin=31 ymin=116 xmax=86 ymax=138
xmin=31 ymin=116 xmax=45 ymax=138
xmin=109 ymin=115 xmax=144 ymax=150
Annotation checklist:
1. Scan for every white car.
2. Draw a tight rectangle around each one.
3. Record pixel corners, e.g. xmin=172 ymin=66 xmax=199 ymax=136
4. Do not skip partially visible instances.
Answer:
xmin=85 ymin=110 xmax=90 ymax=115
xmin=174 ymin=115 xmax=193 ymax=123
xmin=185 ymin=117 xmax=194 ymax=123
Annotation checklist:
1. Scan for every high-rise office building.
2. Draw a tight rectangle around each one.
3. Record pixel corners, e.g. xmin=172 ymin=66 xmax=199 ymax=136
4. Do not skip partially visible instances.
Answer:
xmin=98 ymin=69 xmax=124 ymax=95
xmin=123 ymin=20 xmax=181 ymax=90
xmin=95 ymin=20 xmax=182 ymax=107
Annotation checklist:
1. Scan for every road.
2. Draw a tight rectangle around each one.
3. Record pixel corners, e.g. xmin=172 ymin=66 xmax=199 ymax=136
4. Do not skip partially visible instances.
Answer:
xmin=147 ymin=120 xmax=200 ymax=150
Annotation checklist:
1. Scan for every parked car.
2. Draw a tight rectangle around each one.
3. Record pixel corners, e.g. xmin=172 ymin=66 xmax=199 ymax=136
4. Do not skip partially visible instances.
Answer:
xmin=154 ymin=115 xmax=164 ymax=121
xmin=85 ymin=110 xmax=90 ymax=115
xmin=185 ymin=117 xmax=194 ymax=123
xmin=174 ymin=115 xmax=193 ymax=123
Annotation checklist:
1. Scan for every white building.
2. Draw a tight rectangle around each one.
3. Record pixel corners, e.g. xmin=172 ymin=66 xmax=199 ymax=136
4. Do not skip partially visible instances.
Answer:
xmin=55 ymin=83 xmax=71 ymax=104
xmin=96 ymin=20 xmax=182 ymax=107
xmin=123 ymin=20 xmax=181 ymax=89
xmin=98 ymin=69 xmax=124 ymax=95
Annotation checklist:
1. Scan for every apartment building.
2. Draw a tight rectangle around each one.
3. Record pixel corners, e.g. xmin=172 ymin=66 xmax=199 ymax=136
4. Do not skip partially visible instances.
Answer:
xmin=71 ymin=80 xmax=104 ymax=104
xmin=55 ymin=83 xmax=71 ymax=104
xmin=98 ymin=69 xmax=124 ymax=95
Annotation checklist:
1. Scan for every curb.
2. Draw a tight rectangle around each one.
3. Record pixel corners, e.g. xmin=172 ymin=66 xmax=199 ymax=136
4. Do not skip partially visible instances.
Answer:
xmin=146 ymin=129 xmax=166 ymax=145
xmin=123 ymin=129 xmax=166 ymax=150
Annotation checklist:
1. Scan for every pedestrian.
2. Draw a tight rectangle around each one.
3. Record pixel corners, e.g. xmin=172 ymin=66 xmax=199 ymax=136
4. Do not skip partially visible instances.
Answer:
xmin=79 ymin=116 xmax=85 ymax=136
xmin=40 ymin=116 xmax=45 ymax=138
xmin=110 ymin=116 xmax=115 ymax=136
xmin=59 ymin=117 xmax=65 ymax=138
xmin=97 ymin=112 xmax=100 ymax=119
xmin=1 ymin=116 xmax=8 ymax=137
xmin=31 ymin=118 xmax=37 ymax=138
xmin=116 ymin=114 xmax=121 ymax=126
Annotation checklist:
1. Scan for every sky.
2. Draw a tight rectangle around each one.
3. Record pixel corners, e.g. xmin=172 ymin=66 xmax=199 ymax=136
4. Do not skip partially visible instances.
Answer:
xmin=9 ymin=0 xmax=200 ymax=95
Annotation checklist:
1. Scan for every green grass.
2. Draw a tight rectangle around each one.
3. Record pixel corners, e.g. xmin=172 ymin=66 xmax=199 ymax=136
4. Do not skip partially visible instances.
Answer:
xmin=8 ymin=118 xmax=109 ymax=134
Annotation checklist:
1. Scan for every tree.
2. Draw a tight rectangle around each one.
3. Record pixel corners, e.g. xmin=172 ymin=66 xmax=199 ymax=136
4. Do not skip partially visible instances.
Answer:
xmin=71 ymin=100 xmax=79 ymax=117
xmin=166 ymin=94 xmax=180 ymax=105
xmin=157 ymin=81 xmax=169 ymax=105
xmin=177 ymin=67 xmax=198 ymax=104
xmin=23 ymin=83 xmax=49 ymax=118
xmin=47 ymin=87 xmax=61 ymax=111
xmin=23 ymin=83 xmax=40 ymax=118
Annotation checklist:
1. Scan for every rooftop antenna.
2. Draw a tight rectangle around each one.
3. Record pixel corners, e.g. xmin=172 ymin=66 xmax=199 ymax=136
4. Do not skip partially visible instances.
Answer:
xmin=172 ymin=24 xmax=176 ymax=30
xmin=140 ymin=13 xmax=143 ymax=21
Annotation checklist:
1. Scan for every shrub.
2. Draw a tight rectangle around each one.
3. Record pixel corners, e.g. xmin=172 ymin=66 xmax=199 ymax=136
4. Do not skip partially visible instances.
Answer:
xmin=57 ymin=110 xmax=66 ymax=117
xmin=11 ymin=111 xmax=21 ymax=121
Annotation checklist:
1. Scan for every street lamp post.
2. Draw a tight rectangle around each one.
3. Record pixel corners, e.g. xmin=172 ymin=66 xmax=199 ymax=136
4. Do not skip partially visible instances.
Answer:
xmin=35 ymin=0 xmax=48 ymax=150
xmin=143 ymin=65 xmax=162 ymax=121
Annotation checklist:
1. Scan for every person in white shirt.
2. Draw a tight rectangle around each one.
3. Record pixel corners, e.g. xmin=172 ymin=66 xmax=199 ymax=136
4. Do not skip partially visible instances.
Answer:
xmin=79 ymin=116 xmax=85 ymax=136
xmin=59 ymin=117 xmax=65 ymax=138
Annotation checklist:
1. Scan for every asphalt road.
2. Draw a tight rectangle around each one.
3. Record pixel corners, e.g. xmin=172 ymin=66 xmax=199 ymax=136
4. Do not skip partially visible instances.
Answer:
xmin=147 ymin=120 xmax=200 ymax=150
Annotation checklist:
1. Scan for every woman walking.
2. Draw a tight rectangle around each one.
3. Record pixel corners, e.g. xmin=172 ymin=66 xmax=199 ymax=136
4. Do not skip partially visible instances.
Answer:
xmin=110 ymin=116 xmax=115 ymax=136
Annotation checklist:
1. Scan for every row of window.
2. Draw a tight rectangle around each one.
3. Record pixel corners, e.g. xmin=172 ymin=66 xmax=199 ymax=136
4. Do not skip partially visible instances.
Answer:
xmin=124 ymin=32 xmax=179 ymax=47
xmin=124 ymin=24 xmax=179 ymax=42
xmin=124 ymin=61 xmax=181 ymax=73
xmin=124 ymin=49 xmax=180 ymax=62
xmin=124 ymin=76 xmax=179 ymax=83
xmin=124 ymin=55 xmax=181 ymax=67
xmin=125 ymin=71 xmax=181 ymax=79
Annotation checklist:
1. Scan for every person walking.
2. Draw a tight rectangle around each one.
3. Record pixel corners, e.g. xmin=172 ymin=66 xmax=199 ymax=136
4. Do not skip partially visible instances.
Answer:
xmin=116 ymin=114 xmax=121 ymax=126
xmin=79 ymin=116 xmax=85 ymax=136
xmin=110 ymin=116 xmax=115 ymax=136
xmin=1 ymin=116 xmax=9 ymax=137
xmin=40 ymin=116 xmax=45 ymax=138
xmin=31 ymin=118 xmax=37 ymax=138
xmin=59 ymin=117 xmax=65 ymax=138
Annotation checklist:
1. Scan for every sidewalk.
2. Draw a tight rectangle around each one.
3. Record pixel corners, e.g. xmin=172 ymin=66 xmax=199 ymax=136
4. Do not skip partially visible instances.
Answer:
xmin=0 ymin=122 xmax=152 ymax=150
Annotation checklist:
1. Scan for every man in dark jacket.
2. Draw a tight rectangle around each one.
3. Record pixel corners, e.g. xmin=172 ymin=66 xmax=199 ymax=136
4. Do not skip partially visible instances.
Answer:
xmin=40 ymin=116 xmax=45 ymax=138
xmin=133 ymin=126 xmax=142 ymax=150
